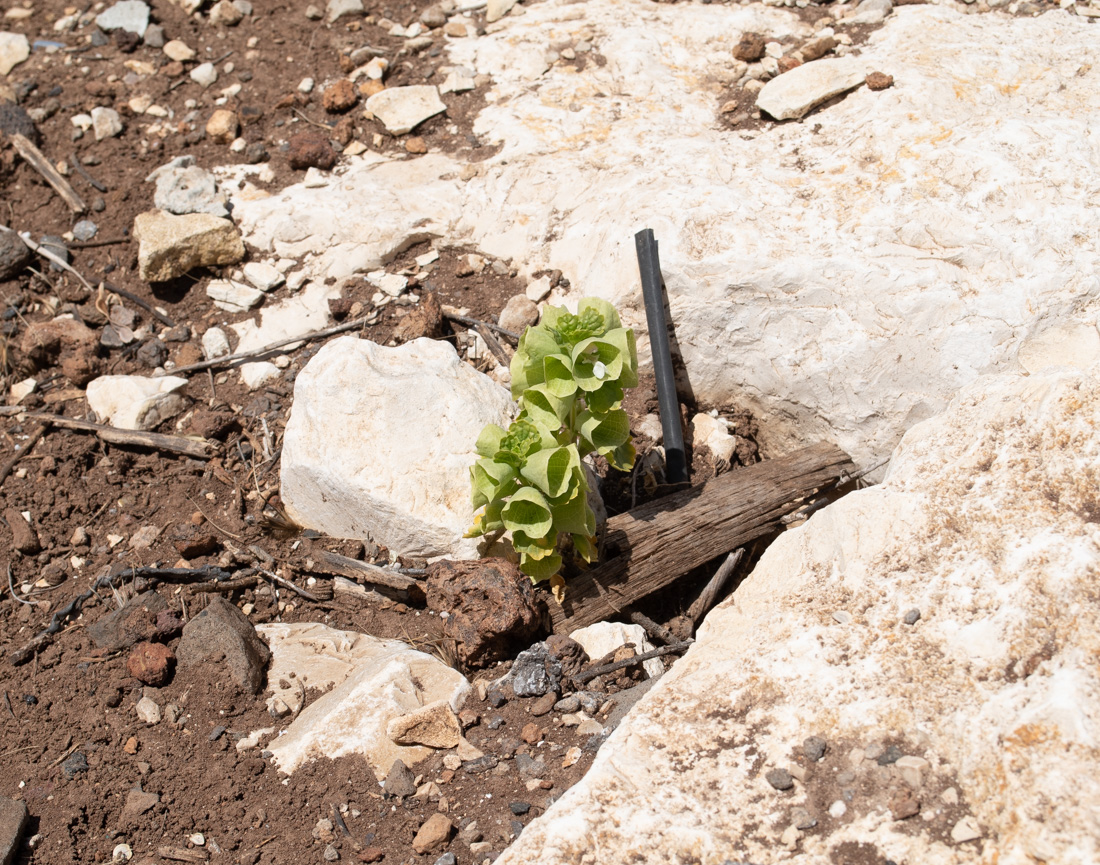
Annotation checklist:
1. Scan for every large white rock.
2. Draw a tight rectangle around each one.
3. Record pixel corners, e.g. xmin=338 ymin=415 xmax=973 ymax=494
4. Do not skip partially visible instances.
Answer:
xmin=257 ymin=622 xmax=470 ymax=778
xmin=497 ymin=364 xmax=1100 ymax=865
xmin=756 ymin=58 xmax=866 ymax=121
xmin=231 ymin=4 xmax=1100 ymax=475
xmin=365 ymin=85 xmax=447 ymax=135
xmin=86 ymin=375 xmax=189 ymax=430
xmin=0 ymin=32 xmax=30 ymax=76
xmin=281 ymin=336 xmax=514 ymax=557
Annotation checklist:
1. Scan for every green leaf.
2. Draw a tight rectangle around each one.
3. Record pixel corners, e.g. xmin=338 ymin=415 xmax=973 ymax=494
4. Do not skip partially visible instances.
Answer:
xmin=520 ymin=444 xmax=580 ymax=499
xmin=571 ymin=337 xmax=624 ymax=392
xmin=577 ymin=297 xmax=621 ymax=332
xmin=470 ymin=458 xmax=518 ymax=509
xmin=585 ymin=380 xmax=624 ymax=414
xmin=577 ymin=408 xmax=631 ymax=452
xmin=510 ymin=326 xmax=561 ymax=397
xmin=542 ymin=354 xmax=578 ymax=399
xmin=549 ymin=307 xmax=606 ymax=347
xmin=520 ymin=384 xmax=571 ymax=432
xmin=475 ymin=424 xmax=507 ymax=458
xmin=572 ymin=532 xmax=597 ymax=563
xmin=520 ymin=551 xmax=564 ymax=582
xmin=501 ymin=486 xmax=553 ymax=538
xmin=603 ymin=327 xmax=638 ymax=388
xmin=604 ymin=439 xmax=636 ymax=473
xmin=550 ymin=487 xmax=595 ymax=536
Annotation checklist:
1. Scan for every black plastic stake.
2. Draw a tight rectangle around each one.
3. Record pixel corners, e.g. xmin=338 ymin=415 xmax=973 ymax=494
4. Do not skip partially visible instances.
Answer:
xmin=635 ymin=228 xmax=688 ymax=485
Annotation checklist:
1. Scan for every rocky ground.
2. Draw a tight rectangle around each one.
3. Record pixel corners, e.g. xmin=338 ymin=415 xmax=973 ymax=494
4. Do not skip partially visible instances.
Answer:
xmin=0 ymin=0 xmax=1090 ymax=862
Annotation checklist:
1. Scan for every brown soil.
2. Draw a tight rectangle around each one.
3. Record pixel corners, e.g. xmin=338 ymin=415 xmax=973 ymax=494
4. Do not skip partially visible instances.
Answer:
xmin=0 ymin=1 xmax=773 ymax=863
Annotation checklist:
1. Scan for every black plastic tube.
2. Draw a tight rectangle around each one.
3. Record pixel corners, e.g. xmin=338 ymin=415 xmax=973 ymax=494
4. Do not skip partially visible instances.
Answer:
xmin=635 ymin=229 xmax=688 ymax=485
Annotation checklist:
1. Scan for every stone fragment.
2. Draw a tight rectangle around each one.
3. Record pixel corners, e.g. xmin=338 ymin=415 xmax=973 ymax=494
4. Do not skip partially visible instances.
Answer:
xmin=756 ymin=58 xmax=865 ymax=121
xmin=206 ymin=280 xmax=265 ymax=313
xmin=0 ymin=101 xmax=36 ymax=142
xmin=1018 ymin=322 xmax=1100 ymax=373
xmin=162 ymin=40 xmax=195 ymax=62
xmin=392 ymin=290 xmax=443 ymax=343
xmin=85 ymin=374 xmax=188 ymax=431
xmin=326 ymin=0 xmax=364 ymax=23
xmin=287 ymin=131 xmax=337 ymax=171
xmin=127 ymin=641 xmax=175 ymax=686
xmin=0 ymin=792 xmax=28 ymax=858
xmin=62 ymin=751 xmax=88 ymax=780
xmin=91 ymin=107 xmax=123 ymax=141
xmin=143 ymin=23 xmax=164 ymax=46
xmin=202 ymin=327 xmax=231 ymax=359
xmin=442 ymin=20 xmax=468 ymax=37
xmin=120 ymin=789 xmax=159 ymax=825
xmin=865 ymin=71 xmax=894 ymax=91
xmin=177 ymin=596 xmax=271 ymax=694
xmin=88 ymin=590 xmax=168 ymax=651
xmin=426 ymin=558 xmax=544 ymax=668
xmin=0 ymin=227 xmax=31 ymax=279
xmin=2 ymin=508 xmax=39 ymax=554
xmin=498 ymin=295 xmax=538 ymax=334
xmin=258 ymin=622 xmax=470 ymax=777
xmin=765 ymin=768 xmax=795 ymax=791
xmin=135 ymin=696 xmax=161 ymax=724
xmin=0 ymin=32 xmax=30 ymax=76
xmin=206 ymin=109 xmax=239 ymax=144
xmin=503 ymin=643 xmax=562 ymax=697
xmin=530 ymin=693 xmax=556 ymax=716
xmin=802 ymin=736 xmax=827 ymax=762
xmin=190 ymin=62 xmax=217 ymax=88
xmin=486 ymin=0 xmax=518 ymax=23
xmin=733 ymin=32 xmax=765 ymax=62
xmin=420 ymin=4 xmax=446 ymax=27
xmin=691 ymin=413 xmax=736 ymax=465
xmin=20 ymin=318 xmax=100 ymax=387
xmin=951 ymin=816 xmax=981 ymax=843
xmin=133 ymin=211 xmax=245 ymax=282
xmin=545 ymin=635 xmax=588 ymax=679
xmin=386 ymin=700 xmax=463 ymax=749
xmin=569 ymin=622 xmax=663 ymax=678
xmin=209 ymin=0 xmax=243 ymax=25
xmin=95 ymin=1 xmax=149 ymax=37
xmin=889 ymin=787 xmax=920 ymax=820
xmin=412 ymin=814 xmax=453 ymax=855
xmin=322 ymin=79 xmax=357 ymax=113
xmin=243 ymin=261 xmax=285 ymax=291
xmin=383 ymin=759 xmax=417 ymax=798
xmin=146 ymin=157 xmax=229 ymax=217
xmin=281 ymin=337 xmax=513 ymax=558
xmin=365 ymin=85 xmax=446 ymax=135
xmin=846 ymin=0 xmax=892 ymax=25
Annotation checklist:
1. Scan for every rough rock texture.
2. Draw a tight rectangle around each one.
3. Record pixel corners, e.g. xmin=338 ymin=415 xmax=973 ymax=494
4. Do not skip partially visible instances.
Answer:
xmin=0 ymin=228 xmax=31 ymax=280
xmin=87 ymin=590 xmax=169 ymax=651
xmin=133 ymin=210 xmax=245 ymax=282
xmin=257 ymin=622 xmax=470 ymax=778
xmin=756 ymin=58 xmax=865 ymax=121
xmin=280 ymin=337 xmax=513 ymax=558
xmin=3 ymin=507 xmax=40 ymax=554
xmin=496 ymin=365 xmax=1100 ymax=865
xmin=386 ymin=699 xmax=463 ymax=749
xmin=147 ymin=157 xmax=230 ymax=217
xmin=232 ymin=5 xmax=1100 ymax=474
xmin=426 ymin=558 xmax=544 ymax=669
xmin=569 ymin=621 xmax=663 ymax=679
xmin=176 ymin=596 xmax=271 ymax=694
xmin=365 ymin=85 xmax=446 ymax=134
xmin=85 ymin=374 xmax=189 ymax=431
xmin=126 ymin=641 xmax=175 ymax=687
xmin=0 ymin=796 xmax=28 ymax=865
xmin=19 ymin=317 xmax=101 ymax=385
xmin=0 ymin=32 xmax=30 ymax=77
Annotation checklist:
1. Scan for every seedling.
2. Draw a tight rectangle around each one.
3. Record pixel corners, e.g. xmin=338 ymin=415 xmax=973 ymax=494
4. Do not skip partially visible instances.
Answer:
xmin=467 ymin=297 xmax=638 ymax=582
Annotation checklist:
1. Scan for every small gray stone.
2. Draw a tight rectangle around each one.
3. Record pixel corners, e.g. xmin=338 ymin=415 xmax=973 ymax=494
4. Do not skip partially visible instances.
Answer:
xmin=506 ymin=642 xmax=562 ymax=697
xmin=147 ymin=156 xmax=229 ymax=218
xmin=143 ymin=23 xmax=164 ymax=47
xmin=0 ymin=228 xmax=32 ymax=280
xmin=383 ymin=759 xmax=416 ymax=798
xmin=420 ymin=4 xmax=446 ymax=27
xmin=323 ymin=844 xmax=339 ymax=861
xmin=95 ymin=1 xmax=151 ymax=37
xmin=176 ymin=595 xmax=270 ymax=694
xmin=554 ymin=695 xmax=579 ymax=713
xmin=433 ymin=854 xmax=457 ymax=865
xmin=39 ymin=235 xmax=70 ymax=271
xmin=903 ymin=608 xmax=921 ymax=625
xmin=62 ymin=751 xmax=89 ymax=780
xmin=326 ymin=0 xmax=365 ymax=23
xmin=765 ymin=768 xmax=795 ymax=791
xmin=803 ymin=736 xmax=827 ymax=762
xmin=509 ymin=801 xmax=530 ymax=816
xmin=791 ymin=807 xmax=817 ymax=830
xmin=514 ymin=754 xmax=545 ymax=778
xmin=877 ymin=744 xmax=904 ymax=765
xmin=0 ymin=101 xmax=38 ymax=142
xmin=73 ymin=220 xmax=98 ymax=242
xmin=463 ymin=755 xmax=499 ymax=774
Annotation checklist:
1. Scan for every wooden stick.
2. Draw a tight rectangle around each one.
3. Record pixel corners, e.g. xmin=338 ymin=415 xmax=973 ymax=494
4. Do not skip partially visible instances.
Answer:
xmin=9 ymin=134 xmax=86 ymax=213
xmin=550 ymin=441 xmax=854 ymax=633
xmin=441 ymin=308 xmax=521 ymax=342
xmin=572 ymin=641 xmax=692 ymax=685
xmin=103 ymin=280 xmax=176 ymax=328
xmin=163 ymin=315 xmax=375 ymax=377
xmin=21 ymin=412 xmax=209 ymax=459
xmin=473 ymin=321 xmax=511 ymax=366
xmin=629 ymin=611 xmax=679 ymax=646
xmin=69 ymin=153 xmax=107 ymax=192
xmin=0 ymin=421 xmax=50 ymax=487
xmin=307 ymin=550 xmax=422 ymax=594
xmin=687 ymin=548 xmax=744 ymax=625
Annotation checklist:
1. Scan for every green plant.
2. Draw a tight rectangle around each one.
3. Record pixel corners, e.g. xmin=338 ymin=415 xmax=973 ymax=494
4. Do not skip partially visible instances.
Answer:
xmin=467 ymin=297 xmax=638 ymax=582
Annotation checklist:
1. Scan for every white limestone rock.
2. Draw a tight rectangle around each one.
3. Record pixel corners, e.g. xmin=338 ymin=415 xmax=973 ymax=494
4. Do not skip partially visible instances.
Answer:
xmin=0 ymin=31 xmax=30 ymax=76
xmin=365 ymin=85 xmax=447 ymax=135
xmin=756 ymin=58 xmax=866 ymax=121
xmin=497 ymin=364 xmax=1100 ymax=865
xmin=326 ymin=0 xmax=364 ymax=23
xmin=257 ymin=622 xmax=470 ymax=778
xmin=230 ymin=5 xmax=1100 ymax=476
xmin=86 ymin=375 xmax=189 ymax=431
xmin=201 ymin=327 xmax=231 ymax=360
xmin=94 ymin=1 xmax=150 ymax=37
xmin=486 ymin=0 xmax=518 ymax=23
xmin=91 ymin=107 xmax=123 ymax=141
xmin=206 ymin=280 xmax=264 ymax=313
xmin=691 ymin=413 xmax=736 ymax=465
xmin=242 ymin=261 xmax=284 ymax=291
xmin=280 ymin=336 xmax=514 ymax=558
xmin=146 ymin=157 xmax=229 ymax=218
xmin=569 ymin=622 xmax=663 ymax=680
xmin=1017 ymin=322 xmax=1100 ymax=374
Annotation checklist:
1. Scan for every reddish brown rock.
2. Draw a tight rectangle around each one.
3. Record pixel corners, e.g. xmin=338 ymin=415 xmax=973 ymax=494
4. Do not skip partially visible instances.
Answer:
xmin=778 ymin=56 xmax=802 ymax=73
xmin=391 ymin=290 xmax=443 ymax=343
xmin=546 ymin=634 xmax=589 ymax=678
xmin=322 ymin=78 xmax=357 ymax=113
xmin=405 ymin=136 xmax=427 ymax=154
xmin=411 ymin=814 xmax=452 ymax=854
xmin=19 ymin=318 xmax=102 ymax=385
xmin=287 ymin=130 xmax=337 ymax=170
xmin=733 ymin=33 xmax=766 ymax=63
xmin=426 ymin=557 xmax=545 ymax=669
xmin=174 ymin=532 xmax=219 ymax=559
xmin=332 ymin=115 xmax=356 ymax=146
xmin=3 ymin=507 xmax=40 ymax=554
xmin=866 ymin=71 xmax=895 ymax=91
xmin=889 ymin=787 xmax=920 ymax=820
xmin=127 ymin=641 xmax=176 ymax=686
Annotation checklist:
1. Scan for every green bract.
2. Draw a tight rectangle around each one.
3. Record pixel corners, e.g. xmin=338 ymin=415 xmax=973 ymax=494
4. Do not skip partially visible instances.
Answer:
xmin=467 ymin=298 xmax=638 ymax=582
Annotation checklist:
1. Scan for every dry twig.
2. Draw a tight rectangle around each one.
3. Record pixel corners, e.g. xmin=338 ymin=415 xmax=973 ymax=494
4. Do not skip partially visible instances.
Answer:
xmin=21 ymin=412 xmax=208 ymax=459
xmin=9 ymin=134 xmax=86 ymax=212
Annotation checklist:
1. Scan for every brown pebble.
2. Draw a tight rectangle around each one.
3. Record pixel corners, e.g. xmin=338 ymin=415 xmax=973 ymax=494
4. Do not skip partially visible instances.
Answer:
xmin=123 ymin=736 xmax=139 ymax=755
xmin=161 ymin=61 xmax=184 ymax=78
xmin=538 ymin=779 xmax=553 ymax=789
xmin=521 ymin=722 xmax=542 ymax=744
xmin=866 ymin=71 xmax=894 ymax=91
xmin=332 ymin=115 xmax=356 ymax=146
xmin=734 ymin=33 xmax=766 ymax=63
xmin=358 ymin=79 xmax=385 ymax=98
xmin=4 ymin=507 xmax=41 ymax=554
xmin=439 ymin=769 xmax=454 ymax=783
xmin=127 ymin=641 xmax=175 ymax=687
xmin=287 ymin=130 xmax=337 ymax=170
xmin=457 ymin=708 xmax=480 ymax=729
xmin=778 ymin=56 xmax=801 ymax=73
xmin=529 ymin=692 xmax=556 ymax=717
xmin=190 ymin=511 xmax=206 ymax=526
xmin=174 ymin=533 xmax=219 ymax=559
xmin=405 ymin=136 xmax=427 ymax=154
xmin=322 ymin=78 xmax=358 ymax=113
xmin=357 ymin=847 xmax=384 ymax=863
xmin=889 ymin=787 xmax=920 ymax=820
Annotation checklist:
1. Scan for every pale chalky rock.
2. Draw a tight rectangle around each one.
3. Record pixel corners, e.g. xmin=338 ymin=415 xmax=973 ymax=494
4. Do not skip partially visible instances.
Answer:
xmin=94 ymin=1 xmax=150 ymax=37
xmin=190 ymin=62 xmax=217 ymax=88
xmin=486 ymin=0 xmax=518 ymax=23
xmin=91 ymin=107 xmax=123 ymax=141
xmin=326 ymin=0 xmax=364 ymax=22
xmin=86 ymin=374 xmax=188 ymax=431
xmin=0 ymin=32 xmax=30 ymax=76
xmin=691 ymin=413 xmax=736 ymax=465
xmin=498 ymin=294 xmax=538 ymax=334
xmin=756 ymin=58 xmax=866 ymax=121
xmin=133 ymin=211 xmax=244 ymax=282
xmin=498 ymin=364 xmax=1100 ymax=865
xmin=258 ymin=622 xmax=470 ymax=777
xmin=206 ymin=280 xmax=264 ymax=313
xmin=201 ymin=327 xmax=231 ymax=360
xmin=281 ymin=336 xmax=513 ymax=557
xmin=162 ymin=39 xmax=196 ymax=62
xmin=386 ymin=699 xmax=463 ymax=749
xmin=845 ymin=0 xmax=893 ymax=25
xmin=569 ymin=622 xmax=663 ymax=679
xmin=1017 ymin=322 xmax=1100 ymax=374
xmin=365 ymin=85 xmax=447 ymax=135
xmin=230 ymin=6 xmax=1100 ymax=476
xmin=146 ymin=157 xmax=229 ymax=218
xmin=242 ymin=261 xmax=284 ymax=291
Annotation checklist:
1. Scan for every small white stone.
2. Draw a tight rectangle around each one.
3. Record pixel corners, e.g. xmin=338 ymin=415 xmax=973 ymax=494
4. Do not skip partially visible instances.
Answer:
xmin=207 ymin=280 xmax=265 ymax=313
xmin=828 ymin=800 xmax=847 ymax=818
xmin=298 ymin=77 xmax=315 ymax=93
xmin=941 ymin=786 xmax=959 ymax=805
xmin=91 ymin=107 xmax=123 ymax=141
xmin=70 ymin=113 xmax=93 ymax=130
xmin=951 ymin=817 xmax=982 ymax=843
xmin=163 ymin=39 xmax=196 ymax=61
xmin=190 ymin=62 xmax=218 ymax=88
xmin=365 ymin=57 xmax=388 ymax=80
xmin=202 ymin=327 xmax=231 ymax=359
xmin=525 ymin=275 xmax=552 ymax=303
xmin=136 ymin=696 xmax=161 ymax=724
xmin=9 ymin=377 xmax=36 ymax=405
xmin=112 ymin=843 xmax=133 ymax=862
xmin=243 ymin=261 xmax=285 ymax=292
xmin=367 ymin=271 xmax=408 ymax=297
xmin=188 ymin=833 xmax=205 ymax=846
xmin=415 ymin=249 xmax=440 ymax=267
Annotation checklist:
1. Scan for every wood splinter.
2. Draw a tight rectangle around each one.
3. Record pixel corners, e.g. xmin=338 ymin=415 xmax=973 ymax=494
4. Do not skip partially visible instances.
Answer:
xmin=9 ymin=134 xmax=86 ymax=213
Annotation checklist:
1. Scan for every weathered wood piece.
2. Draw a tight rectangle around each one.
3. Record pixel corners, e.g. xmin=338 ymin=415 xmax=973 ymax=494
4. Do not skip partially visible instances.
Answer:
xmin=550 ymin=441 xmax=854 ymax=633
xmin=9 ymin=134 xmax=86 ymax=213
xmin=309 ymin=549 xmax=422 ymax=594
xmin=21 ymin=412 xmax=209 ymax=458
xmin=687 ymin=547 xmax=745 ymax=625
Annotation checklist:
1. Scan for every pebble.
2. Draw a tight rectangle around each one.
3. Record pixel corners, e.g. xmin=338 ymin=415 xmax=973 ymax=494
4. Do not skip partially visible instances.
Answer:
xmin=91 ymin=107 xmax=123 ymax=141
xmin=828 ymin=800 xmax=847 ymax=818
xmin=201 ymin=327 xmax=231 ymax=359
xmin=62 ymin=750 xmax=89 ymax=780
xmin=143 ymin=23 xmax=164 ymax=47
xmin=190 ymin=62 xmax=218 ymax=88
xmin=877 ymin=744 xmax=903 ymax=765
xmin=554 ymin=695 xmax=580 ymax=714
xmin=831 ymin=610 xmax=852 ymax=625
xmin=951 ymin=816 xmax=982 ymax=843
xmin=135 ymin=696 xmax=161 ymax=724
xmin=95 ymin=1 xmax=150 ymax=38
xmin=163 ymin=40 xmax=195 ymax=61
xmin=433 ymin=854 xmax=456 ymax=865
xmin=383 ymin=760 xmax=417 ymax=799
xmin=802 ymin=735 xmax=827 ymax=762
xmin=903 ymin=608 xmax=921 ymax=625
xmin=113 ymin=843 xmax=133 ymax=861
xmin=765 ymin=768 xmax=795 ymax=791
xmin=243 ymin=261 xmax=285 ymax=291
xmin=287 ymin=131 xmax=336 ymax=171
xmin=866 ymin=71 xmax=894 ymax=91
xmin=791 ymin=807 xmax=817 ymax=829
xmin=323 ymin=844 xmax=339 ymax=861
xmin=298 ymin=77 xmax=315 ymax=94
xmin=530 ymin=692 xmax=557 ymax=716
